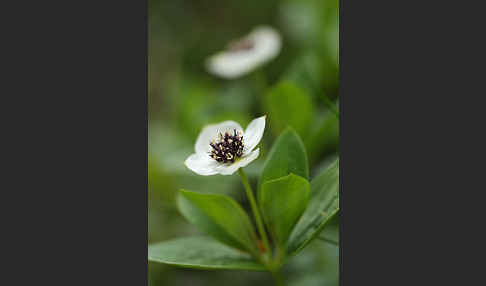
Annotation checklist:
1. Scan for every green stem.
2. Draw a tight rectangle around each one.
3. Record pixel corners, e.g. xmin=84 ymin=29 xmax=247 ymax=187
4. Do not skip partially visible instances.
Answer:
xmin=238 ymin=168 xmax=271 ymax=260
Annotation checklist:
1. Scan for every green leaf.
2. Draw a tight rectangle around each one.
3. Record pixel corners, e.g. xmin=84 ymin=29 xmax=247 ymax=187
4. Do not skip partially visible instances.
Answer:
xmin=287 ymin=159 xmax=339 ymax=256
xmin=177 ymin=190 xmax=259 ymax=255
xmin=264 ymin=81 xmax=314 ymax=139
xmin=305 ymin=110 xmax=339 ymax=164
xmin=258 ymin=128 xmax=309 ymax=193
xmin=318 ymin=214 xmax=339 ymax=245
xmin=148 ymin=236 xmax=265 ymax=271
xmin=260 ymin=174 xmax=310 ymax=250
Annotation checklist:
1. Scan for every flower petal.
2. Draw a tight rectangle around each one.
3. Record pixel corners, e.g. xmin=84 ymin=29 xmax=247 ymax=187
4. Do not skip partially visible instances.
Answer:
xmin=206 ymin=52 xmax=258 ymax=79
xmin=216 ymin=149 xmax=260 ymax=175
xmin=195 ymin=120 xmax=244 ymax=154
xmin=243 ymin=115 xmax=266 ymax=153
xmin=184 ymin=153 xmax=220 ymax=176
xmin=248 ymin=26 xmax=281 ymax=62
xmin=206 ymin=26 xmax=281 ymax=79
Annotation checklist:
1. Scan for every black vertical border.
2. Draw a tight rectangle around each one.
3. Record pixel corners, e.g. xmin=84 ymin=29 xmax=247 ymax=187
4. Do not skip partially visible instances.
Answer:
xmin=5 ymin=0 xmax=150 ymax=284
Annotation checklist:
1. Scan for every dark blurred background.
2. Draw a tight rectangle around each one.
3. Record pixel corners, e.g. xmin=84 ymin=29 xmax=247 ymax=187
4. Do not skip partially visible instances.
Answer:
xmin=149 ymin=0 xmax=339 ymax=285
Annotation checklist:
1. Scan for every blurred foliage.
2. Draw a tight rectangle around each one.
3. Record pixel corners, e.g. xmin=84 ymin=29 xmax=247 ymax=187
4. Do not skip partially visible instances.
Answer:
xmin=264 ymin=82 xmax=314 ymax=139
xmin=149 ymin=0 xmax=339 ymax=285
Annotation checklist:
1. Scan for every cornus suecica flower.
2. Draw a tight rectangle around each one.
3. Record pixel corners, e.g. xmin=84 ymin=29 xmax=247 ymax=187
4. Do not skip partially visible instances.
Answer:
xmin=206 ymin=26 xmax=281 ymax=79
xmin=184 ymin=116 xmax=266 ymax=175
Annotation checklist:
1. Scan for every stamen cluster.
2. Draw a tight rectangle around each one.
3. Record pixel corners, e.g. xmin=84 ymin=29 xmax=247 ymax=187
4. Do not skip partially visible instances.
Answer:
xmin=228 ymin=38 xmax=255 ymax=52
xmin=209 ymin=129 xmax=244 ymax=163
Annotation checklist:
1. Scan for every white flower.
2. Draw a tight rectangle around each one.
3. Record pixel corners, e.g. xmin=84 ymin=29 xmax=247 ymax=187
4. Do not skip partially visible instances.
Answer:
xmin=206 ymin=26 xmax=282 ymax=79
xmin=185 ymin=115 xmax=266 ymax=176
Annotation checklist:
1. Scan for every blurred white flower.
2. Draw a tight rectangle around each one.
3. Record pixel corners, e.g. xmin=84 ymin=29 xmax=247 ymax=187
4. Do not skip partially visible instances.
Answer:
xmin=185 ymin=116 xmax=266 ymax=176
xmin=206 ymin=26 xmax=282 ymax=79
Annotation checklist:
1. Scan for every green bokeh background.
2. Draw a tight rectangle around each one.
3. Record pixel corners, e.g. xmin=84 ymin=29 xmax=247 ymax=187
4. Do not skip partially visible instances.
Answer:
xmin=149 ymin=0 xmax=339 ymax=285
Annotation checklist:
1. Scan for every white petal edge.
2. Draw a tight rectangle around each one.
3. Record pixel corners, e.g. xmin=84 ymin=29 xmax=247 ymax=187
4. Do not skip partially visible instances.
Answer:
xmin=184 ymin=153 xmax=220 ymax=176
xmin=206 ymin=52 xmax=258 ymax=79
xmin=248 ymin=26 xmax=281 ymax=62
xmin=206 ymin=26 xmax=281 ymax=79
xmin=243 ymin=115 xmax=266 ymax=153
xmin=216 ymin=149 xmax=260 ymax=175
xmin=195 ymin=120 xmax=244 ymax=154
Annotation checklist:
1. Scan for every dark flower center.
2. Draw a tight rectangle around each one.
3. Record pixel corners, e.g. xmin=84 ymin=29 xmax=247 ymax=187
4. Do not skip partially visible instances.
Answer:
xmin=227 ymin=38 xmax=255 ymax=52
xmin=209 ymin=129 xmax=244 ymax=163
